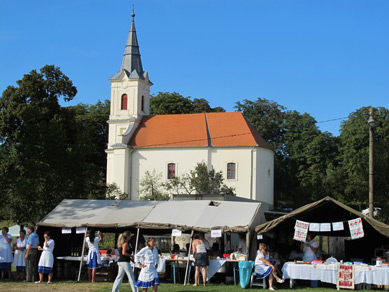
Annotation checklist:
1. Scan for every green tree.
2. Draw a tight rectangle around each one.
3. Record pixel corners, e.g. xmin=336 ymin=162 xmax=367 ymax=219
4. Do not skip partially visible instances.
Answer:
xmin=150 ymin=92 xmax=194 ymax=114
xmin=235 ymin=98 xmax=338 ymax=207
xmin=336 ymin=106 xmax=389 ymax=218
xmin=0 ymin=66 xmax=113 ymax=224
xmin=164 ymin=162 xmax=235 ymax=196
xmin=150 ymin=92 xmax=225 ymax=115
xmin=138 ymin=170 xmax=170 ymax=201
xmin=0 ymin=65 xmax=77 ymax=223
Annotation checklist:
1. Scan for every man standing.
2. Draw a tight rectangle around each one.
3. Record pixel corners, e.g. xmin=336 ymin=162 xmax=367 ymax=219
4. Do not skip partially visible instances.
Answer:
xmin=25 ymin=226 xmax=39 ymax=282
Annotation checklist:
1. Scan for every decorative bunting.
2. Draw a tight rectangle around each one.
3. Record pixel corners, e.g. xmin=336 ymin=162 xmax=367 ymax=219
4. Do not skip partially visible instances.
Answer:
xmin=348 ymin=218 xmax=364 ymax=239
xmin=309 ymin=223 xmax=320 ymax=232
xmin=320 ymin=223 xmax=331 ymax=232
xmin=294 ymin=220 xmax=309 ymax=242
xmin=293 ymin=218 xmax=363 ymax=241
xmin=332 ymin=222 xmax=344 ymax=231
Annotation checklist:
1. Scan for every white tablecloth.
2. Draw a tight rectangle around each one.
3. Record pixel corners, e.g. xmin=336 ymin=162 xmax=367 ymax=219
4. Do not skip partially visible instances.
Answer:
xmin=207 ymin=259 xmax=227 ymax=281
xmin=282 ymin=262 xmax=389 ymax=285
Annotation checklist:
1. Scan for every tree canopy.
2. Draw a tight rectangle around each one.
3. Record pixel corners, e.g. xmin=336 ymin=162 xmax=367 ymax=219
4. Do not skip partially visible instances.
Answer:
xmin=150 ymin=92 xmax=225 ymax=115
xmin=0 ymin=65 xmax=110 ymax=224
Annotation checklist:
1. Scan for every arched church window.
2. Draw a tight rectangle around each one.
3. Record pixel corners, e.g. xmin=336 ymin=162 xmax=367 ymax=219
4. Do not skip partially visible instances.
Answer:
xmin=227 ymin=162 xmax=236 ymax=180
xmin=141 ymin=96 xmax=145 ymax=112
xmin=121 ymin=94 xmax=128 ymax=110
xmin=168 ymin=163 xmax=176 ymax=179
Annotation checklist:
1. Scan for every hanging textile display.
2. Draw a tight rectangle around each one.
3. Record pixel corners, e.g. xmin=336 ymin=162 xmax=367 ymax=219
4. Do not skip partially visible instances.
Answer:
xmin=294 ymin=220 xmax=309 ymax=242
xmin=337 ymin=264 xmax=355 ymax=289
xmin=348 ymin=217 xmax=364 ymax=239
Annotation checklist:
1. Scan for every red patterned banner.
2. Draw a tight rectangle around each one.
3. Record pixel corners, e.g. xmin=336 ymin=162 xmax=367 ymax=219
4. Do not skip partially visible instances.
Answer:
xmin=337 ymin=264 xmax=355 ymax=289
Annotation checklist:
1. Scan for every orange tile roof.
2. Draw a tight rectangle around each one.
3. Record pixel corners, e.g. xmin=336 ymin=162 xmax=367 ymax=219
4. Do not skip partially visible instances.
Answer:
xmin=129 ymin=112 xmax=272 ymax=149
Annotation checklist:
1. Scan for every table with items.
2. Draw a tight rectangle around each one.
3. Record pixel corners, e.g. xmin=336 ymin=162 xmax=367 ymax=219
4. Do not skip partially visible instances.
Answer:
xmin=282 ymin=261 xmax=389 ymax=288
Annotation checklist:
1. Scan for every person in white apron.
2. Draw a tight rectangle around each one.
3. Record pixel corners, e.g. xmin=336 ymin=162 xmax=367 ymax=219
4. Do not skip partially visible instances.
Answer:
xmin=36 ymin=231 xmax=55 ymax=284
xmin=13 ymin=230 xmax=27 ymax=280
xmin=0 ymin=227 xmax=13 ymax=280
xmin=135 ymin=237 xmax=160 ymax=292
xmin=86 ymin=228 xmax=103 ymax=283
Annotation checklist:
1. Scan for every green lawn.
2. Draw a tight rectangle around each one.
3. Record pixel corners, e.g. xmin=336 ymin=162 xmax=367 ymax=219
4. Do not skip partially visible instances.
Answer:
xmin=0 ymin=281 xmax=380 ymax=292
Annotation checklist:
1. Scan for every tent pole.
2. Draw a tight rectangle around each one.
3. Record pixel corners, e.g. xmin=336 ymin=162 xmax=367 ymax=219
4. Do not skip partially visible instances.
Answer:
xmin=133 ymin=228 xmax=140 ymax=272
xmin=77 ymin=227 xmax=87 ymax=282
xmin=245 ymin=231 xmax=250 ymax=261
xmin=184 ymin=230 xmax=194 ymax=286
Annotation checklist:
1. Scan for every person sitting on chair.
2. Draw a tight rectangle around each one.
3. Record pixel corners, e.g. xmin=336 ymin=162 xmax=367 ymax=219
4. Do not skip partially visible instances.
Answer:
xmin=254 ymin=243 xmax=284 ymax=291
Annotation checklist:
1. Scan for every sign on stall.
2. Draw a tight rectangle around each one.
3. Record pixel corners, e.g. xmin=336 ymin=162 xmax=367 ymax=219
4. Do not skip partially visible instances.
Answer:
xmin=211 ymin=229 xmax=222 ymax=238
xmin=172 ymin=229 xmax=182 ymax=237
xmin=76 ymin=227 xmax=86 ymax=234
xmin=62 ymin=228 xmax=72 ymax=234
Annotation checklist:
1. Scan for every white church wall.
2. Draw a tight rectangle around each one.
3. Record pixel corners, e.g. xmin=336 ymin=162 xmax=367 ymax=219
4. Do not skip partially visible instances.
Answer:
xmin=128 ymin=146 xmax=273 ymax=206
xmin=207 ymin=147 xmax=254 ymax=200
xmin=255 ymin=148 xmax=274 ymax=208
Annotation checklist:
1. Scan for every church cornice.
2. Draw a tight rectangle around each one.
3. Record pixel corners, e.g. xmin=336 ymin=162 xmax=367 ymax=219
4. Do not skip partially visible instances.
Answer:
xmin=107 ymin=117 xmax=139 ymax=124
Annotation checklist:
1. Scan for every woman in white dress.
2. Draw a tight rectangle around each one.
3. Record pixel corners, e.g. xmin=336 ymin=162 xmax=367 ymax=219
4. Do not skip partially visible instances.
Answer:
xmin=254 ymin=243 xmax=284 ymax=291
xmin=86 ymin=228 xmax=103 ymax=283
xmin=0 ymin=227 xmax=13 ymax=280
xmin=135 ymin=237 xmax=160 ymax=292
xmin=36 ymin=231 xmax=55 ymax=284
xmin=13 ymin=230 xmax=27 ymax=280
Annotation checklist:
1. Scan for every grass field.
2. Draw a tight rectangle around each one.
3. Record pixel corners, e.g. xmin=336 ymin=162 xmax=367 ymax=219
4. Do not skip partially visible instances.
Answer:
xmin=0 ymin=281 xmax=378 ymax=292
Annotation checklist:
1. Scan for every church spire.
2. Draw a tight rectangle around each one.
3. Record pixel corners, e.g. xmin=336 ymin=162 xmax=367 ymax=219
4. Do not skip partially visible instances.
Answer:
xmin=111 ymin=8 xmax=144 ymax=80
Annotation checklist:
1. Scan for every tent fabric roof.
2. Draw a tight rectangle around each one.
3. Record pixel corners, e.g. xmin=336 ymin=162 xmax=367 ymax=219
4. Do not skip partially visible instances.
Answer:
xmin=255 ymin=196 xmax=389 ymax=238
xmin=37 ymin=199 xmax=157 ymax=228
xmin=128 ymin=112 xmax=272 ymax=149
xmin=138 ymin=200 xmax=265 ymax=232
xmin=37 ymin=199 xmax=265 ymax=233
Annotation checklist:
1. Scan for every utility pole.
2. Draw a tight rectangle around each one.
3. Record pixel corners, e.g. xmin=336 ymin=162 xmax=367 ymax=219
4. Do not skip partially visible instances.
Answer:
xmin=368 ymin=106 xmax=375 ymax=217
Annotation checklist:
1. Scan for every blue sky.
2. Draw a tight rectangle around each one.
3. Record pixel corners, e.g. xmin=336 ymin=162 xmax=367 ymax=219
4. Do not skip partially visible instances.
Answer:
xmin=1 ymin=0 xmax=388 ymax=136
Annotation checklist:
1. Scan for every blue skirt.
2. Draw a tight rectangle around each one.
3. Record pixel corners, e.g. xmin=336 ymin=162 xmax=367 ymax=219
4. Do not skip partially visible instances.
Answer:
xmin=256 ymin=266 xmax=272 ymax=279
xmin=0 ymin=262 xmax=11 ymax=270
xmin=16 ymin=266 xmax=26 ymax=271
xmin=38 ymin=266 xmax=53 ymax=274
xmin=135 ymin=277 xmax=161 ymax=288
xmin=88 ymin=251 xmax=101 ymax=269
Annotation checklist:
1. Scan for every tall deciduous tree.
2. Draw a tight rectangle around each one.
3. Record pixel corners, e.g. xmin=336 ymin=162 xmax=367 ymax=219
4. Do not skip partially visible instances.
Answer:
xmin=0 ymin=66 xmax=112 ymax=224
xmin=235 ymin=98 xmax=338 ymax=207
xmin=0 ymin=65 xmax=77 ymax=223
xmin=150 ymin=92 xmax=225 ymax=115
xmin=336 ymin=106 xmax=389 ymax=219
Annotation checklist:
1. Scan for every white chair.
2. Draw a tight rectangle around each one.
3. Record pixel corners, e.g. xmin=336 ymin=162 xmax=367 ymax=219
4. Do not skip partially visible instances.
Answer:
xmin=250 ymin=270 xmax=267 ymax=289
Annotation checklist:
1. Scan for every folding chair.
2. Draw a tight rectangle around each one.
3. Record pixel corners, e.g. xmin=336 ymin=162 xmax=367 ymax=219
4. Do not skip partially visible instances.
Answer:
xmin=250 ymin=270 xmax=267 ymax=289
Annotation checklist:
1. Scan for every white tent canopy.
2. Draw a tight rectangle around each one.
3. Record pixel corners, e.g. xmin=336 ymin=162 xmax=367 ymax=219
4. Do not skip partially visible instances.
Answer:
xmin=37 ymin=199 xmax=265 ymax=233
xmin=138 ymin=200 xmax=265 ymax=233
xmin=37 ymin=199 xmax=157 ymax=228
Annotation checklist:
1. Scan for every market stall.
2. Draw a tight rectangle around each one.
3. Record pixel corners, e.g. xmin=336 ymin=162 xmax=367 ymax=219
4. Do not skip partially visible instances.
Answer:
xmin=37 ymin=199 xmax=267 ymax=283
xmin=254 ymin=196 xmax=389 ymax=288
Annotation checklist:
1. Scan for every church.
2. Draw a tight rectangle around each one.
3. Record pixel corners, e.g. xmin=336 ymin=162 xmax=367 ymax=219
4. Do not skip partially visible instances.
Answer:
xmin=105 ymin=12 xmax=275 ymax=208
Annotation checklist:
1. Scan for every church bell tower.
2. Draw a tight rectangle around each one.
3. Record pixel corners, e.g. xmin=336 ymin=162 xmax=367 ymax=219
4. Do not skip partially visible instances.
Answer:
xmin=106 ymin=9 xmax=152 ymax=196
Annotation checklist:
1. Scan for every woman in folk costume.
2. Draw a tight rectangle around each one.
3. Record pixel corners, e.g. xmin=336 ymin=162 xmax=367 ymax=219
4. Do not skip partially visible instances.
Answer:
xmin=36 ymin=231 xmax=55 ymax=284
xmin=86 ymin=228 xmax=103 ymax=283
xmin=13 ymin=229 xmax=27 ymax=280
xmin=0 ymin=227 xmax=13 ymax=280
xmin=135 ymin=237 xmax=160 ymax=292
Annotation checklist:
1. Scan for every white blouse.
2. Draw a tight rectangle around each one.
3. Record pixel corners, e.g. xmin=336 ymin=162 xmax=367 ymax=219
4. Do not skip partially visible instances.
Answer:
xmin=135 ymin=247 xmax=159 ymax=282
